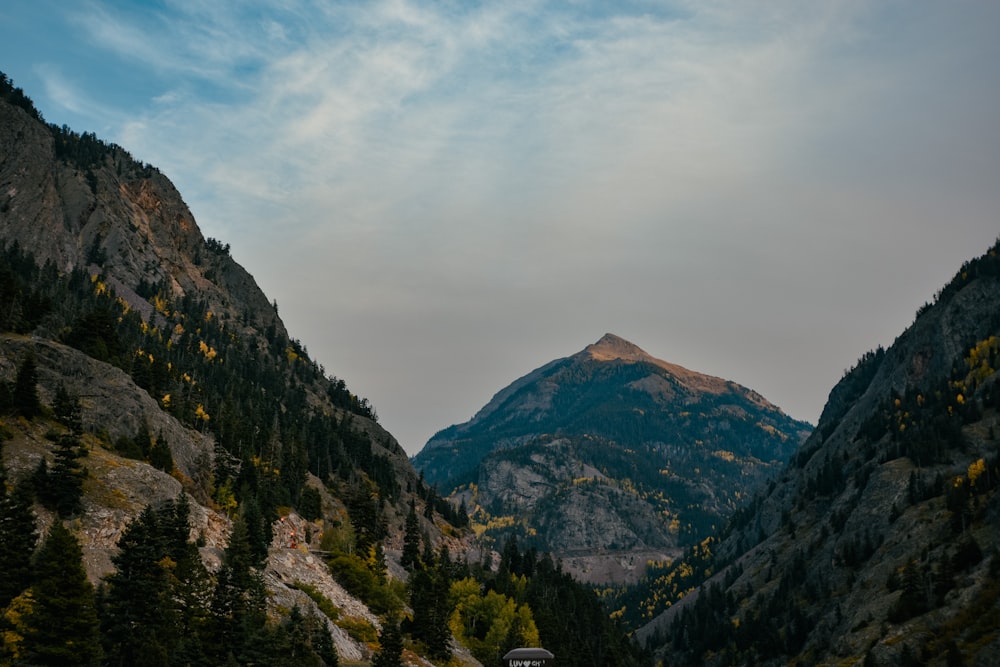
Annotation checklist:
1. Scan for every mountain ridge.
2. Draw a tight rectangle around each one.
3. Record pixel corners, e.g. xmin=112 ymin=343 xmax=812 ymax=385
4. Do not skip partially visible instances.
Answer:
xmin=632 ymin=239 xmax=1000 ymax=665
xmin=0 ymin=72 xmax=652 ymax=667
xmin=413 ymin=332 xmax=812 ymax=582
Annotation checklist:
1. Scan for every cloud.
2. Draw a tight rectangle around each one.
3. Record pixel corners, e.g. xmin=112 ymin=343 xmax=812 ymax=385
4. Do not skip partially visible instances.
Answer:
xmin=26 ymin=0 xmax=999 ymax=451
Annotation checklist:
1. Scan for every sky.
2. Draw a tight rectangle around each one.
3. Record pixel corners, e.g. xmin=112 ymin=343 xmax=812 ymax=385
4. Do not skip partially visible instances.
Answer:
xmin=2 ymin=1 xmax=998 ymax=456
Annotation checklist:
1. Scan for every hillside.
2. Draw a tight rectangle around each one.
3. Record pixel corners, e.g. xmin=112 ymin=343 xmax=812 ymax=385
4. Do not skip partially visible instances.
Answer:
xmin=413 ymin=333 xmax=811 ymax=583
xmin=0 ymin=73 xmax=649 ymax=667
xmin=635 ymin=240 xmax=1000 ymax=665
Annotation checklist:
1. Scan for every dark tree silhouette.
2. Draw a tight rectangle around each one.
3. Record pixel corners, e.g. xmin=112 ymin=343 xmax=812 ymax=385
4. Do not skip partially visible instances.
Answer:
xmin=20 ymin=521 xmax=102 ymax=666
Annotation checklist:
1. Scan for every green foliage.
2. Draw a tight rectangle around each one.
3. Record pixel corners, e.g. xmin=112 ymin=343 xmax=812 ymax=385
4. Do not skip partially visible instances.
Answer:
xmin=294 ymin=582 xmax=341 ymax=622
xmin=0 ymin=243 xmax=53 ymax=334
xmin=101 ymin=504 xmax=178 ymax=665
xmin=0 ymin=71 xmax=44 ymax=121
xmin=209 ymin=515 xmax=269 ymax=664
xmin=371 ymin=618 xmax=403 ymax=667
xmin=401 ymin=499 xmax=421 ymax=572
xmin=325 ymin=551 xmax=402 ymax=617
xmin=52 ymin=383 xmax=83 ymax=434
xmin=0 ymin=472 xmax=37 ymax=609
xmin=35 ymin=433 xmax=88 ymax=518
xmin=407 ymin=546 xmax=454 ymax=661
xmin=449 ymin=538 xmax=650 ymax=667
xmin=299 ymin=485 xmax=323 ymax=522
xmin=12 ymin=352 xmax=41 ymax=419
xmin=63 ymin=308 xmax=125 ymax=365
xmin=205 ymin=237 xmax=231 ymax=256
xmin=20 ymin=521 xmax=102 ymax=666
xmin=268 ymin=605 xmax=338 ymax=667
xmin=0 ymin=239 xmax=392 ymax=529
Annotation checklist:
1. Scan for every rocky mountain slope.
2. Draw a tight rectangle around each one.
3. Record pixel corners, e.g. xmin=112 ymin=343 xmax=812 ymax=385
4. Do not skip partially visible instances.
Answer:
xmin=413 ymin=333 xmax=811 ymax=583
xmin=0 ymin=72 xmax=652 ymax=667
xmin=0 ymin=74 xmax=442 ymax=663
xmin=635 ymin=240 xmax=1000 ymax=665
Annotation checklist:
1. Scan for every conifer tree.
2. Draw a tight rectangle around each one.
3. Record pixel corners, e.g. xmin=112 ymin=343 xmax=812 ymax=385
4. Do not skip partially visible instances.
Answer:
xmin=209 ymin=514 xmax=268 ymax=663
xmin=52 ymin=383 xmax=83 ymax=434
xmin=401 ymin=499 xmax=421 ymax=572
xmin=161 ymin=493 xmax=193 ymax=560
xmin=408 ymin=544 xmax=454 ymax=661
xmin=37 ymin=433 xmax=87 ymax=517
xmin=148 ymin=435 xmax=175 ymax=473
xmin=311 ymin=617 xmax=339 ymax=667
xmin=12 ymin=352 xmax=40 ymax=418
xmin=169 ymin=537 xmax=214 ymax=665
xmin=0 ymin=474 xmax=37 ymax=608
xmin=100 ymin=505 xmax=174 ymax=666
xmin=20 ymin=521 xmax=102 ymax=666
xmin=372 ymin=618 xmax=403 ymax=667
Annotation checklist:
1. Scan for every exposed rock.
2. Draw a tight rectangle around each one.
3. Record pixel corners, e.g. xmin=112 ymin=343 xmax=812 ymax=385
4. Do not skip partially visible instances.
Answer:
xmin=414 ymin=334 xmax=811 ymax=583
xmin=639 ymin=241 xmax=1000 ymax=666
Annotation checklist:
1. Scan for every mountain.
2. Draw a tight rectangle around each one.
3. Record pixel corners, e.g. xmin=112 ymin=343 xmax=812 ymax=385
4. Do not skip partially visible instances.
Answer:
xmin=634 ymin=240 xmax=1000 ymax=665
xmin=413 ymin=333 xmax=812 ymax=583
xmin=0 ymin=72 xmax=651 ymax=667
xmin=0 ymin=72 xmax=422 ymax=663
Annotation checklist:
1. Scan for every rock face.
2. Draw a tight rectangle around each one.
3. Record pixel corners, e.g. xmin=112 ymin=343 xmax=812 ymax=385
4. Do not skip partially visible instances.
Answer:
xmin=638 ymin=240 xmax=1000 ymax=666
xmin=0 ymin=86 xmax=441 ymax=665
xmin=414 ymin=333 xmax=812 ymax=582
xmin=0 ymin=95 xmax=281 ymax=339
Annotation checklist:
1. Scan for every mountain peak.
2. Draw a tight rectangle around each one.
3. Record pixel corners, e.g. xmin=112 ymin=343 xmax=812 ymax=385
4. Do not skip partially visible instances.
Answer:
xmin=581 ymin=333 xmax=736 ymax=397
xmin=584 ymin=333 xmax=651 ymax=362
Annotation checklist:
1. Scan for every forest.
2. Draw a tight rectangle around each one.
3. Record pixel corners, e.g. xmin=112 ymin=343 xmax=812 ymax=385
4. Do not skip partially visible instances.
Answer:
xmin=0 ymin=232 xmax=648 ymax=666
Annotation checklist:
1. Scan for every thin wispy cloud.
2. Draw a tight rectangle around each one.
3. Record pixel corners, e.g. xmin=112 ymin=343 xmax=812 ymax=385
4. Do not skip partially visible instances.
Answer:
xmin=2 ymin=1 xmax=997 ymax=452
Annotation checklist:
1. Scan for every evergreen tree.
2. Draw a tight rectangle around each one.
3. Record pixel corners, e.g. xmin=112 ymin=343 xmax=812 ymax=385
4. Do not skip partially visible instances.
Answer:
xmin=401 ymin=499 xmax=421 ymax=572
xmin=12 ymin=352 xmax=41 ymax=418
xmin=311 ymin=617 xmax=339 ymax=667
xmin=161 ymin=493 xmax=193 ymax=561
xmin=408 ymin=545 xmax=453 ymax=661
xmin=273 ymin=605 xmax=325 ymax=667
xmin=20 ymin=521 xmax=102 ymax=666
xmin=299 ymin=485 xmax=322 ymax=522
xmin=0 ymin=475 xmax=37 ymax=608
xmin=372 ymin=618 xmax=403 ymax=667
xmin=52 ymin=383 xmax=83 ymax=434
xmin=100 ymin=506 xmax=174 ymax=666
xmin=148 ymin=435 xmax=175 ymax=473
xmin=37 ymin=433 xmax=87 ymax=517
xmin=169 ymin=538 xmax=214 ymax=666
xmin=209 ymin=515 xmax=268 ymax=664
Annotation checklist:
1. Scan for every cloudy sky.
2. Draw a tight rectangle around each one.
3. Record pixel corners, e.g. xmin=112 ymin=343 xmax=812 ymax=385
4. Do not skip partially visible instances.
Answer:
xmin=2 ymin=1 xmax=998 ymax=455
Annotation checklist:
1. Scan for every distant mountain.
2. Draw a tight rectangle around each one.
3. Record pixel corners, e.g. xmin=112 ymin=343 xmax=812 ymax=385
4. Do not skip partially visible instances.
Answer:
xmin=0 ymin=72 xmax=650 ymax=667
xmin=635 ymin=239 xmax=1000 ymax=665
xmin=413 ymin=333 xmax=812 ymax=582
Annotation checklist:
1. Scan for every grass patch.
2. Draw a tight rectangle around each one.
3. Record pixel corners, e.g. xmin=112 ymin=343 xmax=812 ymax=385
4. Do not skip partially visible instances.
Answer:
xmin=293 ymin=581 xmax=340 ymax=621
xmin=335 ymin=616 xmax=378 ymax=645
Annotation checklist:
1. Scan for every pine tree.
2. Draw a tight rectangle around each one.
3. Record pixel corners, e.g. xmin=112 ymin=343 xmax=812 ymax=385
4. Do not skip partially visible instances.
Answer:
xmin=209 ymin=514 xmax=268 ymax=663
xmin=278 ymin=605 xmax=317 ymax=666
xmin=372 ymin=618 xmax=403 ymax=667
xmin=401 ymin=499 xmax=421 ymax=572
xmin=169 ymin=538 xmax=214 ymax=665
xmin=38 ymin=433 xmax=87 ymax=517
xmin=20 ymin=521 xmax=102 ymax=666
xmin=100 ymin=505 xmax=174 ymax=666
xmin=148 ymin=435 xmax=175 ymax=473
xmin=52 ymin=383 xmax=83 ymax=434
xmin=0 ymin=472 xmax=37 ymax=608
xmin=161 ymin=493 xmax=193 ymax=561
xmin=12 ymin=352 xmax=40 ymax=418
xmin=311 ymin=617 xmax=339 ymax=667
xmin=408 ymin=545 xmax=453 ymax=661
xmin=299 ymin=485 xmax=322 ymax=522
xmin=427 ymin=548 xmax=454 ymax=661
